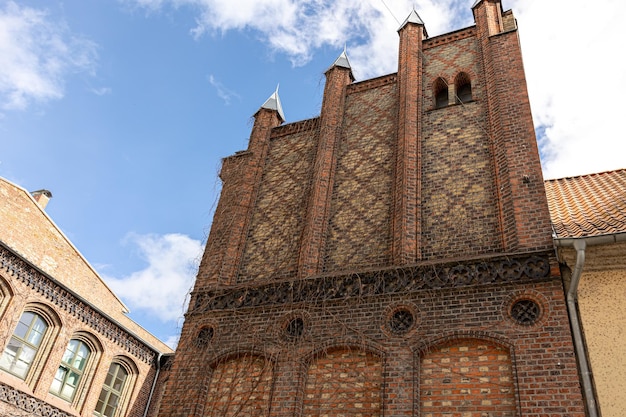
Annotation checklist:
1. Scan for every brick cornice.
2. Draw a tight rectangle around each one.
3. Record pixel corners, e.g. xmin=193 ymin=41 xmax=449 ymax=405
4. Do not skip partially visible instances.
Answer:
xmin=0 ymin=242 xmax=156 ymax=364
xmin=191 ymin=252 xmax=553 ymax=313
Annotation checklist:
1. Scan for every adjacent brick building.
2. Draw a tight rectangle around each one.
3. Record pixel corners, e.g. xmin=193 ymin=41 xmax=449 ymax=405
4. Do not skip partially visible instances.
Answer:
xmin=0 ymin=178 xmax=173 ymax=417
xmin=159 ymin=1 xmax=587 ymax=416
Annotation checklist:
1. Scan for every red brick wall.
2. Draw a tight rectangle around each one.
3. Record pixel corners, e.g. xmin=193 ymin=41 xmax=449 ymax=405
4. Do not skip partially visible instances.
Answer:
xmin=420 ymin=339 xmax=516 ymax=416
xmin=323 ymin=83 xmax=396 ymax=271
xmin=239 ymin=127 xmax=317 ymax=282
xmin=165 ymin=2 xmax=586 ymax=417
xmin=204 ymin=355 xmax=273 ymax=416
xmin=303 ymin=348 xmax=382 ymax=416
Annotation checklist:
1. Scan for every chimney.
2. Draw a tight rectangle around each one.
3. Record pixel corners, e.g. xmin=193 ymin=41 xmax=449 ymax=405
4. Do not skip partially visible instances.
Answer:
xmin=31 ymin=189 xmax=52 ymax=210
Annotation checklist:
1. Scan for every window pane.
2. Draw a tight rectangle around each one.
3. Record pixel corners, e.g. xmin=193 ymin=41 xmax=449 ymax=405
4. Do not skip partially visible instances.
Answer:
xmin=51 ymin=339 xmax=91 ymax=401
xmin=95 ymin=363 xmax=128 ymax=417
xmin=104 ymin=369 xmax=114 ymax=387
xmin=113 ymin=372 xmax=127 ymax=391
xmin=104 ymin=403 xmax=115 ymax=417
xmin=13 ymin=322 xmax=30 ymax=339
xmin=17 ymin=345 xmax=35 ymax=365
xmin=74 ymin=344 xmax=89 ymax=370
xmin=0 ymin=312 xmax=48 ymax=380
xmin=26 ymin=317 xmax=47 ymax=347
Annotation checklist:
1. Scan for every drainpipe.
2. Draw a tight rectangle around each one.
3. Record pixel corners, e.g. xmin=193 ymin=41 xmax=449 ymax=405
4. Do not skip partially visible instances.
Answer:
xmin=563 ymin=239 xmax=598 ymax=417
xmin=143 ymin=353 xmax=164 ymax=417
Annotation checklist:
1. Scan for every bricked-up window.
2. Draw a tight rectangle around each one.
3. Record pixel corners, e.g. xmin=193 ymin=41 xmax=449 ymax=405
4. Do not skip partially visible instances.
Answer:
xmin=205 ymin=354 xmax=273 ymax=416
xmin=50 ymin=339 xmax=91 ymax=401
xmin=420 ymin=339 xmax=516 ymax=417
xmin=303 ymin=348 xmax=382 ymax=416
xmin=0 ymin=311 xmax=48 ymax=379
xmin=455 ymin=72 xmax=472 ymax=103
xmin=94 ymin=362 xmax=129 ymax=417
xmin=434 ymin=77 xmax=449 ymax=108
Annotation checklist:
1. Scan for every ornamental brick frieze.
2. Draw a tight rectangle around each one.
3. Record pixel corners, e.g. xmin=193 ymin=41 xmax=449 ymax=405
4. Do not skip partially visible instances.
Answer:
xmin=0 ymin=381 xmax=73 ymax=417
xmin=0 ymin=244 xmax=156 ymax=364
xmin=191 ymin=253 xmax=552 ymax=313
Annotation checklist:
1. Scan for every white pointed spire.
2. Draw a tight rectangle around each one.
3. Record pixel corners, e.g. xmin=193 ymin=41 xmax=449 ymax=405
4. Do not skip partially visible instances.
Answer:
xmin=398 ymin=9 xmax=427 ymax=36
xmin=331 ymin=44 xmax=352 ymax=70
xmin=260 ymin=84 xmax=285 ymax=122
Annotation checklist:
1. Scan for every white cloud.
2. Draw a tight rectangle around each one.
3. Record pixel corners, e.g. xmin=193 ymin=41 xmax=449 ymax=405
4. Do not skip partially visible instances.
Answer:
xmin=208 ymin=74 xmax=239 ymax=104
xmin=104 ymin=233 xmax=203 ymax=323
xmin=128 ymin=0 xmax=624 ymax=179
xmin=129 ymin=0 xmax=471 ymax=77
xmin=508 ymin=0 xmax=626 ymax=179
xmin=0 ymin=1 xmax=97 ymax=110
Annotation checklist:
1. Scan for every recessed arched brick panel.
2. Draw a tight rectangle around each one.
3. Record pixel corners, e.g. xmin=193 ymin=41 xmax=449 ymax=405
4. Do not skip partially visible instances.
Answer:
xmin=419 ymin=338 xmax=517 ymax=417
xmin=204 ymin=353 xmax=274 ymax=417
xmin=303 ymin=347 xmax=383 ymax=416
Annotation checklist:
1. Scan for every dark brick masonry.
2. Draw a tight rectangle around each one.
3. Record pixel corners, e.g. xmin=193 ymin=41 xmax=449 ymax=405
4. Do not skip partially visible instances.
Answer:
xmin=157 ymin=1 xmax=586 ymax=416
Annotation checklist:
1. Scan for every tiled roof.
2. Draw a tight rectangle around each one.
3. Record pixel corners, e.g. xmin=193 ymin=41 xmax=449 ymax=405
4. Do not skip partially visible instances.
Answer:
xmin=545 ymin=169 xmax=626 ymax=238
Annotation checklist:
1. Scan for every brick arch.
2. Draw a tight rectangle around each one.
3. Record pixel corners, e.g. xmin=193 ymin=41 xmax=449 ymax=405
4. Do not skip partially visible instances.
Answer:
xmin=203 ymin=351 xmax=275 ymax=417
xmin=433 ymin=77 xmax=449 ymax=108
xmin=454 ymin=71 xmax=473 ymax=103
xmin=0 ymin=275 xmax=13 ymax=319
xmin=301 ymin=344 xmax=384 ymax=417
xmin=416 ymin=334 xmax=518 ymax=417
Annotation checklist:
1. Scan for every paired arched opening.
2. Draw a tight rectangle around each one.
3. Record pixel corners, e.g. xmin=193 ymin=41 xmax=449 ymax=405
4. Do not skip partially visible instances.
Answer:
xmin=433 ymin=72 xmax=473 ymax=108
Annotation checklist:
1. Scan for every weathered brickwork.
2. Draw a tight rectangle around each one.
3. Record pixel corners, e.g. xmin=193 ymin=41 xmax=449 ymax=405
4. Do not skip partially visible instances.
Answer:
xmin=204 ymin=355 xmax=273 ymax=416
xmin=420 ymin=340 xmax=516 ymax=417
xmin=324 ymin=83 xmax=396 ymax=271
xmin=303 ymin=348 xmax=382 ymax=416
xmin=161 ymin=2 xmax=586 ymax=416
xmin=421 ymin=102 xmax=500 ymax=259
xmin=239 ymin=129 xmax=317 ymax=282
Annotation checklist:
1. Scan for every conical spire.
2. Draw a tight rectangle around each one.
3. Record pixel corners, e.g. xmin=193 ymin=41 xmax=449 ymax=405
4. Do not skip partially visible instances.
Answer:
xmin=260 ymin=84 xmax=285 ymax=122
xmin=326 ymin=45 xmax=355 ymax=80
xmin=398 ymin=9 xmax=427 ymax=37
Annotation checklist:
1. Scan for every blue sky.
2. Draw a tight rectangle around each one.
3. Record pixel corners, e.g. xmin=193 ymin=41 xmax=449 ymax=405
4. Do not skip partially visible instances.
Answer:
xmin=1 ymin=0 xmax=625 ymax=347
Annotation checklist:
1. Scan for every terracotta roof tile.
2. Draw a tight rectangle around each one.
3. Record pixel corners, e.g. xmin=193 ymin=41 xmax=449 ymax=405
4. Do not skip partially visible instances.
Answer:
xmin=545 ymin=169 xmax=626 ymax=238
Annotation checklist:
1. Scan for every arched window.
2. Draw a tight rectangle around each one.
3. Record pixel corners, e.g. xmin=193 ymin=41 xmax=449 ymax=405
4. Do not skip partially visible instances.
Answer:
xmin=50 ymin=338 xmax=91 ymax=401
xmin=455 ymin=72 xmax=472 ymax=103
xmin=0 ymin=311 xmax=48 ymax=379
xmin=434 ymin=77 xmax=449 ymax=108
xmin=94 ymin=362 xmax=129 ymax=417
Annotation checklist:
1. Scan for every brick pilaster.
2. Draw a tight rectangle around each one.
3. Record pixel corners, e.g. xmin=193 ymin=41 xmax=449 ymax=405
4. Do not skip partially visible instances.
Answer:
xmin=195 ymin=107 xmax=281 ymax=288
xmin=393 ymin=17 xmax=425 ymax=264
xmin=298 ymin=64 xmax=353 ymax=277
xmin=473 ymin=0 xmax=552 ymax=252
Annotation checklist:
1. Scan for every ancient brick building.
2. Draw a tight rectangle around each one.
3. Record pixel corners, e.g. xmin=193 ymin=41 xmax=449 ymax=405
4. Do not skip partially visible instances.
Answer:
xmin=159 ymin=1 xmax=587 ymax=415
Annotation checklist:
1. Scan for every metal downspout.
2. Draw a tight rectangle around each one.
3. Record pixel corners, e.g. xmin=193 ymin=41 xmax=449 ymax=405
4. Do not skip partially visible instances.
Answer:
xmin=143 ymin=353 xmax=163 ymax=417
xmin=566 ymin=239 xmax=598 ymax=417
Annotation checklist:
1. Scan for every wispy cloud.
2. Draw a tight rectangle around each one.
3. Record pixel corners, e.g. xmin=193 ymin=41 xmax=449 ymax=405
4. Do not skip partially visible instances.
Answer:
xmin=127 ymin=0 xmax=624 ymax=178
xmin=0 ymin=1 xmax=98 ymax=110
xmin=90 ymin=86 xmax=112 ymax=96
xmin=103 ymin=233 xmax=203 ymax=323
xmin=208 ymin=74 xmax=239 ymax=105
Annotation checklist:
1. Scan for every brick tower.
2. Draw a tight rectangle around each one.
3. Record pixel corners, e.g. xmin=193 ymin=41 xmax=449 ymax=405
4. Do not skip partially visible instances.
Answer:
xmin=158 ymin=1 xmax=586 ymax=416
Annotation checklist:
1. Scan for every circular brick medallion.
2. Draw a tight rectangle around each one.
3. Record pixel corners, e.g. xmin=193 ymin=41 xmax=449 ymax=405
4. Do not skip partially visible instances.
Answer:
xmin=384 ymin=304 xmax=419 ymax=336
xmin=285 ymin=317 xmax=305 ymax=340
xmin=194 ymin=326 xmax=215 ymax=347
xmin=279 ymin=312 xmax=309 ymax=343
xmin=510 ymin=299 xmax=541 ymax=325
xmin=389 ymin=308 xmax=414 ymax=334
